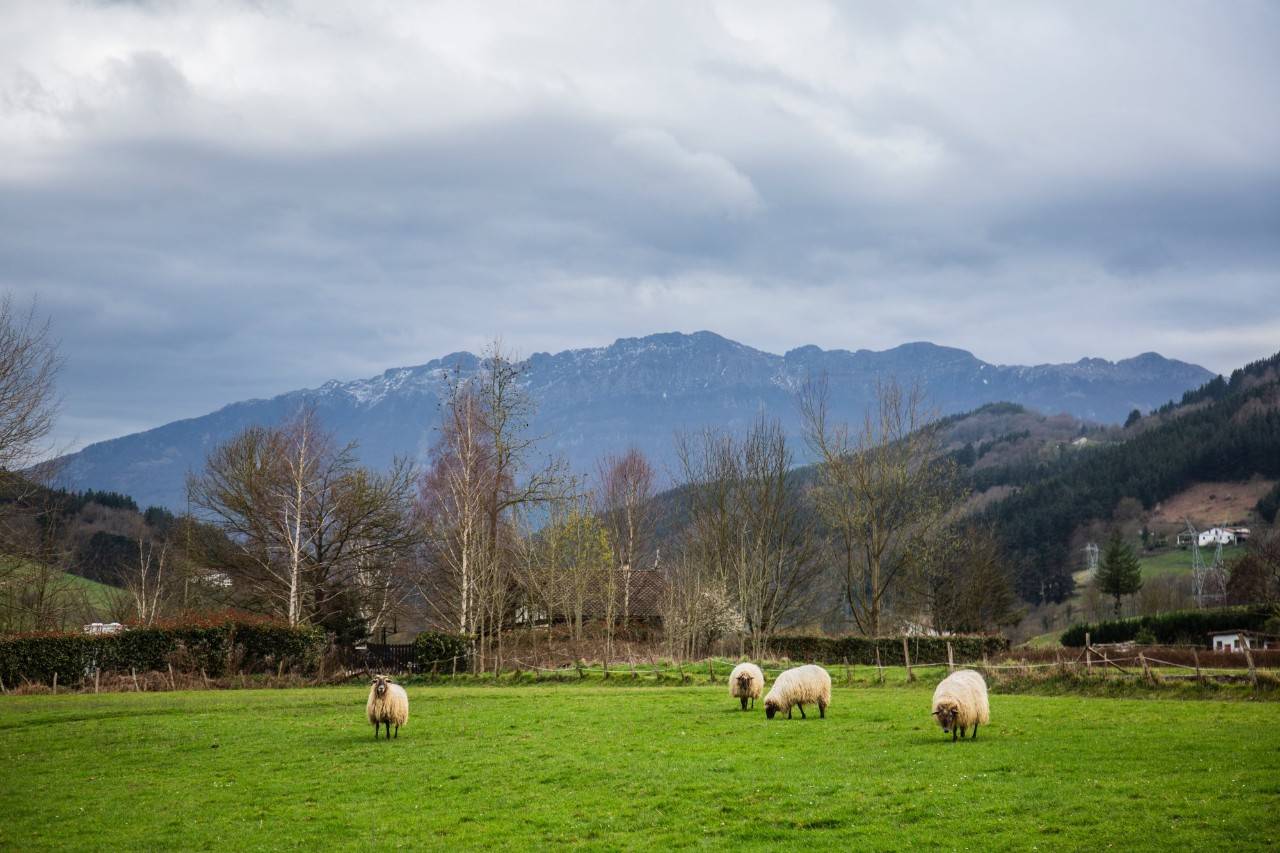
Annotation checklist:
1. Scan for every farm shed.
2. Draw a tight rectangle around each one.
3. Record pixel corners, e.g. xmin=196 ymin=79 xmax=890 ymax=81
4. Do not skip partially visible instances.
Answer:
xmin=1208 ymin=630 xmax=1278 ymax=652
xmin=1198 ymin=528 xmax=1237 ymax=547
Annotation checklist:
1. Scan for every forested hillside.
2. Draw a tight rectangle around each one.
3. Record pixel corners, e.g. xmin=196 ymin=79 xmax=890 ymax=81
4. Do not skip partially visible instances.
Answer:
xmin=0 ymin=478 xmax=225 ymax=632
xmin=980 ymin=351 xmax=1280 ymax=603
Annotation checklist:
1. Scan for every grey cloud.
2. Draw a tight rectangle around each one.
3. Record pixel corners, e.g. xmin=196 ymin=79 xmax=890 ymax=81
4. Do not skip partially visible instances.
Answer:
xmin=0 ymin=1 xmax=1277 ymax=451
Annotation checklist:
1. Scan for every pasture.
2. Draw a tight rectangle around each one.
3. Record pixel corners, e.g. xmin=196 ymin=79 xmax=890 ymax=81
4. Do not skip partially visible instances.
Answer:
xmin=1 ymin=684 xmax=1277 ymax=850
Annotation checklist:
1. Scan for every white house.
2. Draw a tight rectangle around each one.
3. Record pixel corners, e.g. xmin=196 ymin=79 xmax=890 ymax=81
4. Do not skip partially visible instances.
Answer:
xmin=1209 ymin=630 xmax=1276 ymax=652
xmin=1198 ymin=527 xmax=1236 ymax=547
xmin=83 ymin=622 xmax=124 ymax=635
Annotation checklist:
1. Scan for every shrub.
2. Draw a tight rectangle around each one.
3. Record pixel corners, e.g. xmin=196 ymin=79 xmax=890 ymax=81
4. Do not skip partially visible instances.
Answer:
xmin=1060 ymin=605 xmax=1275 ymax=647
xmin=413 ymin=631 xmax=470 ymax=673
xmin=0 ymin=616 xmax=326 ymax=686
xmin=767 ymin=635 xmax=1008 ymax=666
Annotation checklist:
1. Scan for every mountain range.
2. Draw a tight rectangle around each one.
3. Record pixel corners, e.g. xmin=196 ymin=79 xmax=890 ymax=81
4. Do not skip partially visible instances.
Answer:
xmin=52 ymin=332 xmax=1215 ymax=510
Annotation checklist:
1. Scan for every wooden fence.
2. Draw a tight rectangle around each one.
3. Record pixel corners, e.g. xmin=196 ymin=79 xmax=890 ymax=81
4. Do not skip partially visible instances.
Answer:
xmin=341 ymin=643 xmax=417 ymax=674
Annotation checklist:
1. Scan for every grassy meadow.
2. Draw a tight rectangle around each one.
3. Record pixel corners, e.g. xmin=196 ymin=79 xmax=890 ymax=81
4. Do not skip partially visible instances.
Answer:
xmin=2 ymin=682 xmax=1278 ymax=850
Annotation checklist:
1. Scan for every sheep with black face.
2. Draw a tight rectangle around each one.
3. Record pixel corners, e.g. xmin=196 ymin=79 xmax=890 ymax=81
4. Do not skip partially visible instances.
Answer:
xmin=366 ymin=674 xmax=409 ymax=740
xmin=763 ymin=664 xmax=831 ymax=720
xmin=728 ymin=662 xmax=764 ymax=710
xmin=931 ymin=669 xmax=989 ymax=742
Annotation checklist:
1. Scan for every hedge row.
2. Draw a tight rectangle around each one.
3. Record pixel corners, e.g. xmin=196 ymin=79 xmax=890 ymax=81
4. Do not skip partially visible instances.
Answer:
xmin=413 ymin=631 xmax=470 ymax=672
xmin=769 ymin=634 xmax=1009 ymax=666
xmin=1060 ymin=605 xmax=1276 ymax=647
xmin=0 ymin=620 xmax=326 ymax=686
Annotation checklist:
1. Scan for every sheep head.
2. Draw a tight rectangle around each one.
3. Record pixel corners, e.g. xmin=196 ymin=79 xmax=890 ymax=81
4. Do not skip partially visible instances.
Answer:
xmin=372 ymin=674 xmax=390 ymax=698
xmin=932 ymin=700 xmax=959 ymax=732
xmin=765 ymin=699 xmax=779 ymax=719
xmin=736 ymin=673 xmax=753 ymax=692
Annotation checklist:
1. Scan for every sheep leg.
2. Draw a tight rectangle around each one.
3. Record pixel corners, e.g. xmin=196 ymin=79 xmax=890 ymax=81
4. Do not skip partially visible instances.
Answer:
xmin=394 ymin=724 xmax=399 ymax=739
xmin=798 ymin=703 xmax=806 ymax=719
xmin=373 ymin=723 xmax=378 ymax=740
xmin=952 ymin=727 xmax=957 ymax=742
xmin=741 ymin=696 xmax=749 ymax=711
xmin=960 ymin=726 xmax=967 ymax=739
xmin=972 ymin=723 xmax=978 ymax=740
xmin=383 ymin=721 xmax=391 ymax=740
xmin=787 ymin=707 xmax=792 ymax=720
xmin=818 ymin=700 xmax=826 ymax=719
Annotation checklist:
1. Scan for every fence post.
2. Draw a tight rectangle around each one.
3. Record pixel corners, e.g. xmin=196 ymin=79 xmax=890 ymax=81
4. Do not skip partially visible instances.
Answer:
xmin=902 ymin=637 xmax=914 ymax=682
xmin=875 ymin=646 xmax=884 ymax=684
xmin=604 ymin=656 xmax=611 ymax=681
xmin=0 ymin=675 xmax=6 ymax=695
xmin=577 ymin=660 xmax=585 ymax=680
xmin=1192 ymin=647 xmax=1204 ymax=683
xmin=451 ymin=656 xmax=457 ymax=678
xmin=1085 ymin=633 xmax=1092 ymax=670
xmin=946 ymin=642 xmax=955 ymax=674
xmin=1054 ymin=648 xmax=1062 ymax=675
xmin=170 ymin=663 xmax=178 ymax=691
xmin=1244 ymin=646 xmax=1258 ymax=690
xmin=52 ymin=672 xmax=57 ymax=694
xmin=131 ymin=668 xmax=139 ymax=692
xmin=94 ymin=669 xmax=100 ymax=694
xmin=1139 ymin=653 xmax=1154 ymax=685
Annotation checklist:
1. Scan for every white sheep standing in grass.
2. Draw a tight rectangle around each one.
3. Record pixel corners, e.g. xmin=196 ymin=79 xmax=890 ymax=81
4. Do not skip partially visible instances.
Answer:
xmin=763 ymin=664 xmax=831 ymax=720
xmin=931 ymin=669 xmax=989 ymax=742
xmin=728 ymin=662 xmax=765 ymax=710
xmin=367 ymin=674 xmax=409 ymax=740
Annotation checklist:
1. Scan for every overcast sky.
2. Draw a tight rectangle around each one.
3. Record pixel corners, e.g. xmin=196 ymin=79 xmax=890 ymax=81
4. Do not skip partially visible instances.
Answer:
xmin=3 ymin=1 xmax=1278 ymax=453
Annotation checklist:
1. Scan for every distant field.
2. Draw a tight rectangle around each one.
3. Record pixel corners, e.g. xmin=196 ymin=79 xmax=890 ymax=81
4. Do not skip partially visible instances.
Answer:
xmin=1149 ymin=479 xmax=1274 ymax=526
xmin=2 ymin=684 xmax=1277 ymax=850
xmin=60 ymin=572 xmax=120 ymax=616
xmin=1 ymin=559 xmax=121 ymax=628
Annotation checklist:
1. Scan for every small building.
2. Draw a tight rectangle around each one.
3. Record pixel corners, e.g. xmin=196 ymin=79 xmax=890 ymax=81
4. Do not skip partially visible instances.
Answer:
xmin=83 ymin=622 xmax=124 ymax=635
xmin=1230 ymin=527 xmax=1251 ymax=542
xmin=1208 ymin=630 xmax=1278 ymax=652
xmin=1198 ymin=527 xmax=1236 ymax=547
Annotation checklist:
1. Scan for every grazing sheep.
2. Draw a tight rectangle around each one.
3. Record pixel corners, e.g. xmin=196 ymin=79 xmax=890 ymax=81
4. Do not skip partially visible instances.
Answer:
xmin=728 ymin=662 xmax=765 ymax=710
xmin=367 ymin=674 xmax=409 ymax=740
xmin=763 ymin=664 xmax=831 ymax=720
xmin=931 ymin=669 xmax=990 ymax=742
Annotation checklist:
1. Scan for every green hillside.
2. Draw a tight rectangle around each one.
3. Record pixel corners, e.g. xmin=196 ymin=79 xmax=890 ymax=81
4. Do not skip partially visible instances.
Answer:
xmin=981 ymin=350 xmax=1280 ymax=603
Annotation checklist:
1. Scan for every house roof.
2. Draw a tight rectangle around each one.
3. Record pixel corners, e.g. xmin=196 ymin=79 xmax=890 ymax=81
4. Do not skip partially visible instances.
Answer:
xmin=1207 ymin=629 xmax=1278 ymax=638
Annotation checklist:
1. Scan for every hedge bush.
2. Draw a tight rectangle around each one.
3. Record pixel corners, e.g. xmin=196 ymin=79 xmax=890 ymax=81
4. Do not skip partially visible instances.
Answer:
xmin=1060 ymin=605 xmax=1276 ymax=647
xmin=413 ymin=631 xmax=470 ymax=673
xmin=0 ymin=617 xmax=325 ymax=686
xmin=768 ymin=634 xmax=1009 ymax=666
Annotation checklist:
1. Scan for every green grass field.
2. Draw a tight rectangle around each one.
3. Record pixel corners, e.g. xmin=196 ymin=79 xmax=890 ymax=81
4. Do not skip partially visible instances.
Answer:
xmin=2 ymin=684 xmax=1278 ymax=850
xmin=60 ymin=571 xmax=120 ymax=615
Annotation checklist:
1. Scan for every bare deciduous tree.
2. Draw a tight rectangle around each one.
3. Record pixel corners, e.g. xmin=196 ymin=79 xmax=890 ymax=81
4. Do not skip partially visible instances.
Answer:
xmin=676 ymin=415 xmax=818 ymax=658
xmin=122 ymin=533 xmax=169 ymax=627
xmin=801 ymin=375 xmax=963 ymax=636
xmin=417 ymin=343 xmax=559 ymax=671
xmin=189 ymin=406 xmax=418 ymax=630
xmin=597 ymin=448 xmax=655 ymax=628
xmin=0 ymin=295 xmax=60 ymax=474
xmin=904 ymin=523 xmax=1019 ymax=634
